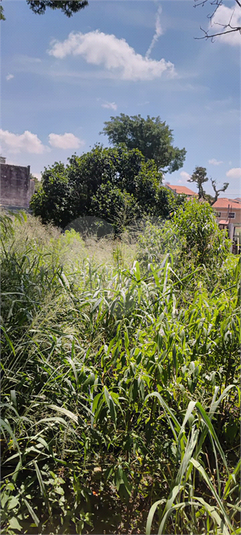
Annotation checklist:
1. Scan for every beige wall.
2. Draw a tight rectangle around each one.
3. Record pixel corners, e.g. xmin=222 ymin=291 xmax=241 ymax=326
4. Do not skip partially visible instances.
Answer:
xmin=215 ymin=207 xmax=241 ymax=228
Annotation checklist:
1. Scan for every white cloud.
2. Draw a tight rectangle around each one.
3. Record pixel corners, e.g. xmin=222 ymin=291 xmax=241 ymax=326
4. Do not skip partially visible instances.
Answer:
xmin=146 ymin=5 xmax=163 ymax=58
xmin=6 ymin=74 xmax=14 ymax=81
xmin=180 ymin=171 xmax=191 ymax=182
xmin=210 ymin=4 xmax=241 ymax=46
xmin=48 ymin=30 xmax=175 ymax=81
xmin=226 ymin=167 xmax=241 ymax=179
xmin=18 ymin=55 xmax=42 ymax=64
xmin=48 ymin=132 xmax=84 ymax=149
xmin=0 ymin=129 xmax=45 ymax=154
xmin=208 ymin=158 xmax=223 ymax=166
xmin=101 ymin=101 xmax=117 ymax=110
xmin=32 ymin=172 xmax=42 ymax=181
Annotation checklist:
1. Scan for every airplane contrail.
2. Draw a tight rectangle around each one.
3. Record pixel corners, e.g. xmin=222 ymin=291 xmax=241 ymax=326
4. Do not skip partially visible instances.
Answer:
xmin=146 ymin=5 xmax=163 ymax=59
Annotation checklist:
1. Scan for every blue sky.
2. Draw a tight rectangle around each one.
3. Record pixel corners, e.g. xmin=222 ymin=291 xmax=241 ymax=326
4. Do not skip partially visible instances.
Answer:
xmin=1 ymin=0 xmax=241 ymax=197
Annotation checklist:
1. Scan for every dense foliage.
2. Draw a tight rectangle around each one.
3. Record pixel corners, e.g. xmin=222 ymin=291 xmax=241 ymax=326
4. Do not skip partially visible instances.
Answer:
xmin=102 ymin=114 xmax=186 ymax=172
xmin=26 ymin=0 xmax=88 ymax=17
xmin=172 ymin=198 xmax=230 ymax=267
xmin=0 ymin=205 xmax=240 ymax=535
xmin=0 ymin=0 xmax=88 ymax=20
xmin=30 ymin=145 xmax=177 ymax=231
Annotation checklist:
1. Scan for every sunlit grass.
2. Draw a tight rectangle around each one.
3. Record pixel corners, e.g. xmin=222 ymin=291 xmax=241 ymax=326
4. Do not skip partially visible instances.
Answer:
xmin=0 ymin=212 xmax=240 ymax=534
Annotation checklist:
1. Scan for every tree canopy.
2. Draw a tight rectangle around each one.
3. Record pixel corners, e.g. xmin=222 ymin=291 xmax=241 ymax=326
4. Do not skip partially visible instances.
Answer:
xmin=102 ymin=114 xmax=186 ymax=173
xmin=188 ymin=166 xmax=229 ymax=204
xmin=0 ymin=0 xmax=88 ymax=20
xmin=26 ymin=0 xmax=88 ymax=17
xmin=31 ymin=145 xmax=177 ymax=232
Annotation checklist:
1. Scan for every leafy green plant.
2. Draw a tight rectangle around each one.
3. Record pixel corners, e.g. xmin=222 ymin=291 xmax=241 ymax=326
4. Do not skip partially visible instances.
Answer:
xmin=0 ymin=211 xmax=239 ymax=534
xmin=172 ymin=197 xmax=230 ymax=267
xmin=146 ymin=387 xmax=240 ymax=535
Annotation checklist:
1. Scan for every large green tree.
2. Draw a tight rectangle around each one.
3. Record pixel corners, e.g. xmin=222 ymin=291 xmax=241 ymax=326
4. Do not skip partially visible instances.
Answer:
xmin=102 ymin=114 xmax=186 ymax=173
xmin=30 ymin=145 xmax=176 ymax=231
xmin=30 ymin=162 xmax=72 ymax=227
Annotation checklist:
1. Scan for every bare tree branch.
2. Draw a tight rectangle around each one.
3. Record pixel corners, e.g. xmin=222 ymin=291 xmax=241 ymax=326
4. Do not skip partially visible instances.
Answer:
xmin=211 ymin=179 xmax=229 ymax=204
xmin=196 ymin=24 xmax=241 ymax=40
xmin=194 ymin=0 xmax=241 ymax=40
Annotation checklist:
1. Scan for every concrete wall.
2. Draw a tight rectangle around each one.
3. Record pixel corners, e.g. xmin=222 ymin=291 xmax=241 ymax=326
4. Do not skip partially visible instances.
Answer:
xmin=0 ymin=163 xmax=33 ymax=209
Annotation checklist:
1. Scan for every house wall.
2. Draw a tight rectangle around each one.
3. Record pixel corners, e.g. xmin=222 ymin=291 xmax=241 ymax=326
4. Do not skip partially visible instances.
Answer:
xmin=216 ymin=208 xmax=241 ymax=228
xmin=0 ymin=163 xmax=33 ymax=209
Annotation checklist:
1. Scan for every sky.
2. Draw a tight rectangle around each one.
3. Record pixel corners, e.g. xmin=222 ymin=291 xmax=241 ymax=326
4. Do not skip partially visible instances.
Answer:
xmin=1 ymin=0 xmax=241 ymax=197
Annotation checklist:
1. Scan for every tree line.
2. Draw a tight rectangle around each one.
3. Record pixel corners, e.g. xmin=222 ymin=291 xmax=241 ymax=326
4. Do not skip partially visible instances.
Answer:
xmin=30 ymin=114 xmax=228 ymax=232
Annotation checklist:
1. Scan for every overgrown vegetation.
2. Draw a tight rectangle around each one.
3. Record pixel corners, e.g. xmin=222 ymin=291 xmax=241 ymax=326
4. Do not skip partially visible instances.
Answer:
xmin=30 ymin=115 xmax=187 ymax=233
xmin=30 ymin=144 xmax=182 ymax=232
xmin=0 ymin=204 xmax=240 ymax=535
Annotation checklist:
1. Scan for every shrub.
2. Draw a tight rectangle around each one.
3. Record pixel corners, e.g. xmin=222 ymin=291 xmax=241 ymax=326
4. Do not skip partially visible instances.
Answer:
xmin=172 ymin=198 xmax=230 ymax=267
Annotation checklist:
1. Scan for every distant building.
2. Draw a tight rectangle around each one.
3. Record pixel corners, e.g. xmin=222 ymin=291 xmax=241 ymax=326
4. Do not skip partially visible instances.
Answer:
xmin=212 ymin=197 xmax=241 ymax=230
xmin=0 ymin=159 xmax=35 ymax=210
xmin=213 ymin=197 xmax=241 ymax=253
xmin=165 ymin=184 xmax=198 ymax=198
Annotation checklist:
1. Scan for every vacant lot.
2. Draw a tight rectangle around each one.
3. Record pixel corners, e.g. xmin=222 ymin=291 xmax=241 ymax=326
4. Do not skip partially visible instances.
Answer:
xmin=1 ymin=212 xmax=240 ymax=534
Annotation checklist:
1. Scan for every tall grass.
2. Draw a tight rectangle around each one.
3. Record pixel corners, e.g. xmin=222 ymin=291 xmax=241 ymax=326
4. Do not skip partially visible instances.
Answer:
xmin=0 ymin=212 xmax=240 ymax=534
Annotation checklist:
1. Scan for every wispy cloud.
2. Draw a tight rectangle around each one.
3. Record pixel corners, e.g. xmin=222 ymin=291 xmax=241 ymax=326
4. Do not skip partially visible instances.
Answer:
xmin=18 ymin=55 xmax=42 ymax=64
xmin=48 ymin=30 xmax=175 ymax=81
xmin=137 ymin=100 xmax=150 ymax=106
xmin=101 ymin=101 xmax=117 ymax=110
xmin=208 ymin=158 xmax=223 ymax=166
xmin=180 ymin=171 xmax=191 ymax=182
xmin=226 ymin=167 xmax=241 ymax=179
xmin=6 ymin=73 xmax=14 ymax=81
xmin=0 ymin=129 xmax=45 ymax=154
xmin=32 ymin=172 xmax=42 ymax=181
xmin=48 ymin=133 xmax=84 ymax=149
xmin=146 ymin=5 xmax=163 ymax=59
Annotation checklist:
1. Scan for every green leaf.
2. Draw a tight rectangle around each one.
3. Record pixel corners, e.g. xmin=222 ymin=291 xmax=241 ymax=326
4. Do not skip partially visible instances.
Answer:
xmin=33 ymin=461 xmax=47 ymax=498
xmin=223 ymin=458 xmax=241 ymax=499
xmin=145 ymin=392 xmax=180 ymax=440
xmin=9 ymin=517 xmax=23 ymax=531
xmin=23 ymin=498 xmax=40 ymax=526
xmin=193 ymin=497 xmax=229 ymax=535
xmin=146 ymin=499 xmax=165 ymax=535
xmin=157 ymin=502 xmax=186 ymax=535
xmin=178 ymin=400 xmax=196 ymax=439
xmin=49 ymin=405 xmax=78 ymax=424
xmin=7 ymin=496 xmax=19 ymax=510
xmin=196 ymin=402 xmax=228 ymax=472
xmin=104 ymin=387 xmax=116 ymax=424
xmin=190 ymin=458 xmax=232 ymax=531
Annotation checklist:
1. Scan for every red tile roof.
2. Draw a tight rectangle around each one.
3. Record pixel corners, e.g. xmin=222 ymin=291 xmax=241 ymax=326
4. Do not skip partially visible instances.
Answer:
xmin=213 ymin=198 xmax=241 ymax=209
xmin=167 ymin=185 xmax=198 ymax=196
